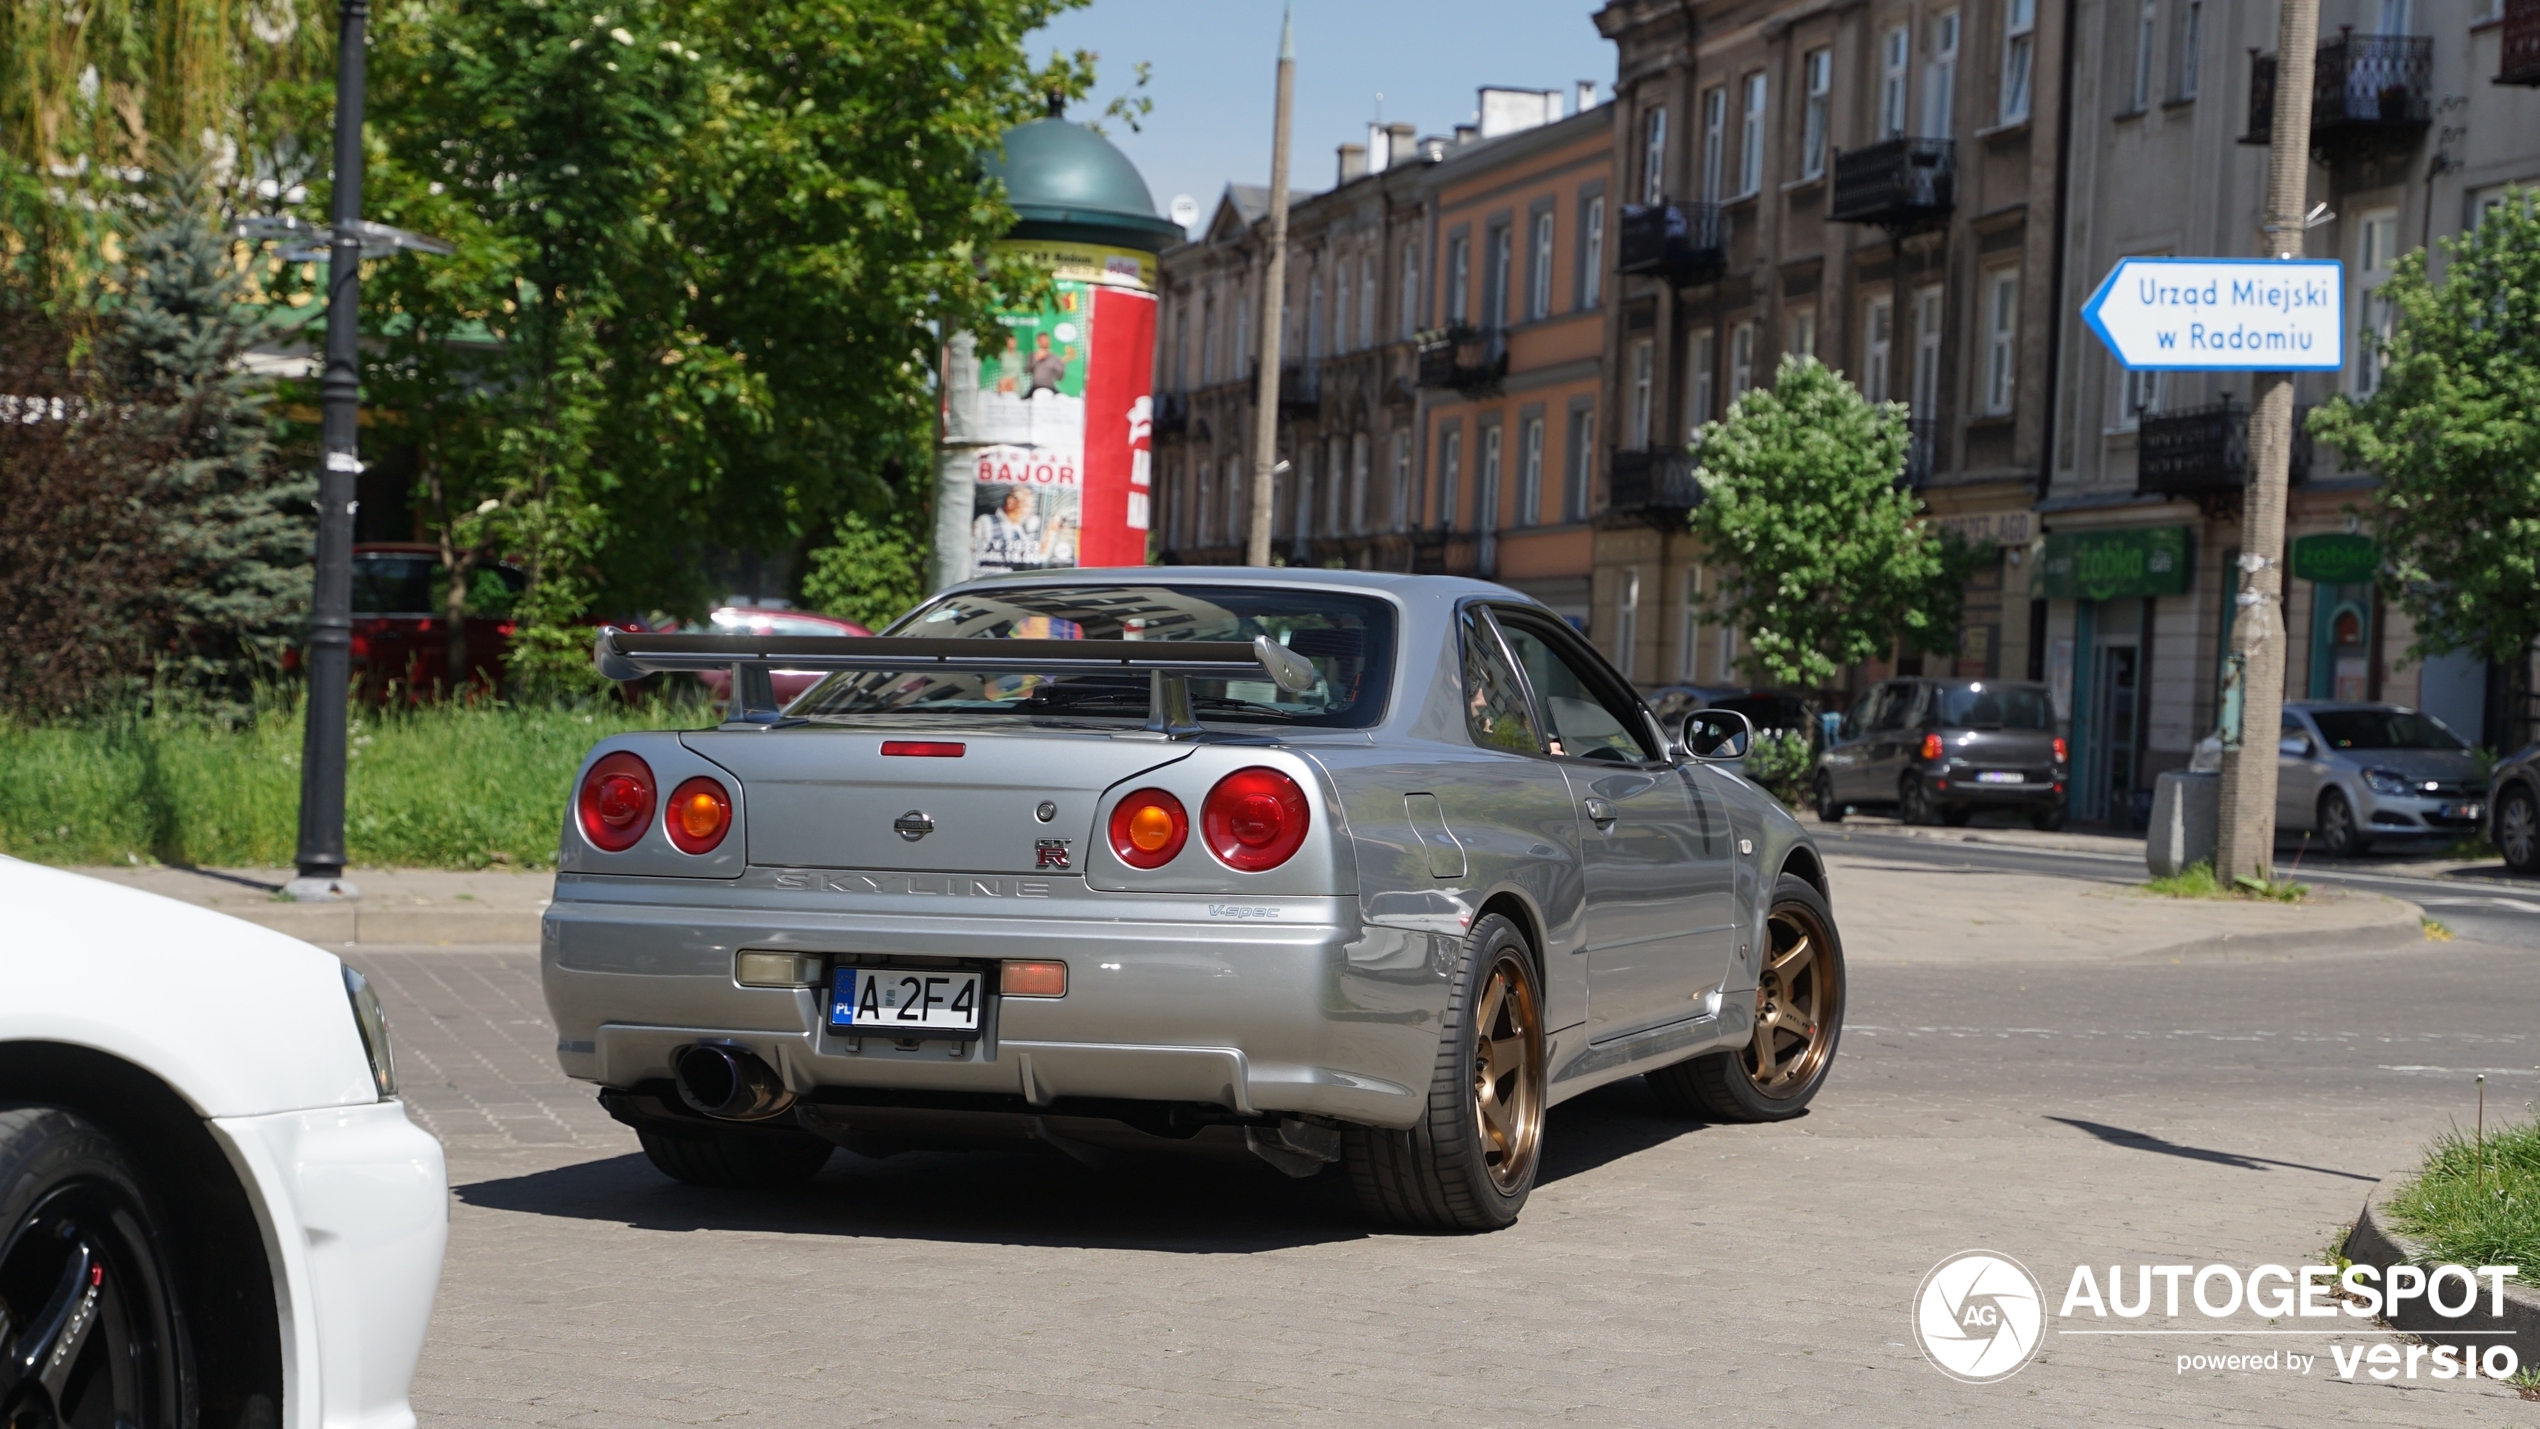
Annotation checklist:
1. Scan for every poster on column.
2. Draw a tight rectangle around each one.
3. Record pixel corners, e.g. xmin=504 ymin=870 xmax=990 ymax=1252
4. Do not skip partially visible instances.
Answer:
xmin=963 ymin=241 xmax=1157 ymax=574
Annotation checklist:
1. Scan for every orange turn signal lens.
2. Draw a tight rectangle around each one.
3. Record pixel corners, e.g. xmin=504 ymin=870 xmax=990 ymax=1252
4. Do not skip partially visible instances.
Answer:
xmin=1107 ymin=788 xmax=1189 ymax=869
xmin=664 ymin=776 xmax=732 ymax=854
xmin=1000 ymin=960 xmax=1067 ymax=998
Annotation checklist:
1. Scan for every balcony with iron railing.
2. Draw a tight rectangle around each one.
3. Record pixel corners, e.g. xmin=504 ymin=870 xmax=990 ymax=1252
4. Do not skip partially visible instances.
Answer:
xmin=1414 ymin=324 xmax=1508 ymax=395
xmin=1616 ymin=201 xmax=1727 ymax=285
xmin=1828 ymin=138 xmax=1955 ymax=230
xmin=2242 ymin=29 xmax=2432 ymax=160
xmin=2136 ymin=398 xmax=2313 ymax=501
xmin=2501 ymin=0 xmax=2540 ymax=86
xmin=1608 ymin=447 xmax=1701 ymax=519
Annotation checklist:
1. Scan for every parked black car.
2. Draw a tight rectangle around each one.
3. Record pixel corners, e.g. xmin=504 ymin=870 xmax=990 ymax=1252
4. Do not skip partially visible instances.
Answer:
xmin=2492 ymin=743 xmax=2540 ymax=875
xmin=1812 ymin=677 xmax=2069 ymax=829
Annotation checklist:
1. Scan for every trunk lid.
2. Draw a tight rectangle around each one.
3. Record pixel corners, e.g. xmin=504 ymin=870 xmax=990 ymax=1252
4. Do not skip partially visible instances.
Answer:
xmin=1947 ymin=726 xmax=2059 ymax=770
xmin=684 ymin=727 xmax=1187 ymax=872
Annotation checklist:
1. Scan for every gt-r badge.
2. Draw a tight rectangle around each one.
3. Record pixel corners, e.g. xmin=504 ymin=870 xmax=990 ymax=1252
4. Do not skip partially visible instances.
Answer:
xmin=1034 ymin=839 xmax=1072 ymax=869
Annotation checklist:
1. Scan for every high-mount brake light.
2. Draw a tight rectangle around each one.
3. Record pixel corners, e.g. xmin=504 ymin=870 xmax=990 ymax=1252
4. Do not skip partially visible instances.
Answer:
xmin=881 ymin=741 xmax=966 ymax=757
xmin=1201 ymin=767 xmax=1311 ymax=872
xmin=577 ymin=752 xmax=655 ymax=852
xmin=665 ymin=776 xmax=733 ymax=854
xmin=1920 ymin=732 xmax=1945 ymax=762
xmin=1108 ymin=788 xmax=1189 ymax=869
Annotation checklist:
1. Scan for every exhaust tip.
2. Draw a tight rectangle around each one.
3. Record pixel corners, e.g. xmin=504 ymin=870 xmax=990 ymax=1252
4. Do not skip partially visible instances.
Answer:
xmin=674 ymin=1043 xmax=795 ymax=1121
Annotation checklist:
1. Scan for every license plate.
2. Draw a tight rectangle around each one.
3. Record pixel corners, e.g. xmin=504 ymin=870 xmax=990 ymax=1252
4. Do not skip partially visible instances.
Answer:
xmin=1975 ymin=771 xmax=2024 ymax=784
xmin=829 ymin=966 xmax=982 ymax=1035
xmin=2444 ymin=803 xmax=2482 ymax=821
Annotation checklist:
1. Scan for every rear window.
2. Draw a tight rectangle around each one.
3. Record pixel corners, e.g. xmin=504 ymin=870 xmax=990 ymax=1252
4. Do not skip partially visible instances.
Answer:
xmin=790 ymin=584 xmax=1395 ymax=729
xmin=2308 ymin=709 xmax=2466 ymax=751
xmin=1934 ymin=683 xmax=2053 ymax=730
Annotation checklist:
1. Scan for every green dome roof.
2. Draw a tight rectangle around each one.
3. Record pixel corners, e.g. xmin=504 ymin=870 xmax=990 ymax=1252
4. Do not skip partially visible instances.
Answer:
xmin=986 ymin=118 xmax=1184 ymax=252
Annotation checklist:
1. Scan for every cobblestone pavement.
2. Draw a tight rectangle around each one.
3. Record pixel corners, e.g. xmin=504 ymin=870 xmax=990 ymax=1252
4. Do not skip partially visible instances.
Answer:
xmin=340 ymin=930 xmax=2540 ymax=1428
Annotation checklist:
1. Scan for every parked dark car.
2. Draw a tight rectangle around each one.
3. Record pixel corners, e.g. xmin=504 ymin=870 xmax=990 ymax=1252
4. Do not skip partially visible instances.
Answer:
xmin=691 ymin=606 xmax=874 ymax=708
xmin=349 ymin=543 xmax=527 ymax=698
xmin=2494 ymin=743 xmax=2540 ymax=875
xmin=1811 ymin=677 xmax=2068 ymax=828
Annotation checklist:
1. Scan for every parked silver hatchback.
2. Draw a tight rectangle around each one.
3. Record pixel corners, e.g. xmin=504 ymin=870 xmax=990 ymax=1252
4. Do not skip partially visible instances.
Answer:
xmin=2274 ymin=702 xmax=2487 ymax=857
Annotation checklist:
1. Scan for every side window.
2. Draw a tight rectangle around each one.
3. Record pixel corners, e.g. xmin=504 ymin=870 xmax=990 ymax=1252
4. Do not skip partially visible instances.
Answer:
xmin=1461 ymin=608 xmax=1543 ymax=753
xmin=1494 ymin=614 xmax=1661 ymax=764
xmin=1840 ymin=687 xmax=1879 ymax=740
xmin=1871 ymin=683 xmax=1912 ymax=732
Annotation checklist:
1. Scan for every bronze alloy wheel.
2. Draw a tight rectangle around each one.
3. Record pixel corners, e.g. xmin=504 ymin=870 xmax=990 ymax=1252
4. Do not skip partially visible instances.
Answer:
xmin=1470 ymin=950 xmax=1545 ymax=1192
xmin=1746 ymin=898 xmax=1839 ymax=1099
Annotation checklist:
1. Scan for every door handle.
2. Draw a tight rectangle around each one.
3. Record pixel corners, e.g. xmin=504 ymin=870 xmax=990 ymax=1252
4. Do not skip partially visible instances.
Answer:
xmin=1582 ymin=796 xmax=1618 ymax=830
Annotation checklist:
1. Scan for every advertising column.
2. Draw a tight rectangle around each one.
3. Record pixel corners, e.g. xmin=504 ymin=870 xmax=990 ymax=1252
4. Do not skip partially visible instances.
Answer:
xmin=953 ymin=241 xmax=1158 ymax=575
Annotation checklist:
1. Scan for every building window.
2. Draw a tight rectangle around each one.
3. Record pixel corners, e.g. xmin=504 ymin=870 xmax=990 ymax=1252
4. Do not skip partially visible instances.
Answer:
xmin=1333 ymin=258 xmax=1351 ymax=354
xmin=1641 ymin=105 xmax=1668 ymax=204
xmin=1738 ymin=73 xmax=1768 ymax=197
xmin=2356 ymin=209 xmax=2399 ymax=396
xmin=1390 ymin=428 xmax=1411 ymax=532
xmin=2001 ymin=0 xmax=2036 ymax=123
xmin=1517 ymin=417 xmax=1544 ymax=527
xmin=1485 ymin=225 xmax=1512 ymax=330
xmin=2131 ymin=0 xmax=2157 ymax=112
xmin=1729 ymin=322 xmax=1756 ymax=400
xmin=1200 ymin=295 xmax=1217 ymax=386
xmin=1616 ymin=568 xmax=1641 ymax=681
xmin=1985 ymin=268 xmax=2019 ymax=415
xmin=2118 ymin=367 xmax=2163 ymax=430
xmin=1480 ymin=424 xmax=1504 ymax=532
xmin=1400 ymin=240 xmax=1420 ymax=338
xmin=1581 ymin=196 xmax=1605 ymax=309
xmin=2175 ymin=0 xmax=2202 ymax=100
xmin=1565 ymin=406 xmax=1594 ymax=522
xmin=1438 ymin=426 xmax=1462 ymax=531
xmin=1913 ymin=285 xmax=1945 ymax=416
xmin=1700 ymin=86 xmax=1728 ymax=203
xmin=1350 ymin=431 xmax=1371 ymax=534
xmin=1529 ymin=210 xmax=1554 ymax=321
xmin=1789 ymin=306 xmax=1817 ymax=363
xmin=1359 ymin=254 xmax=1376 ymax=348
xmin=1925 ymin=9 xmax=1959 ymax=137
xmin=1882 ymin=26 xmax=1912 ymax=139
xmin=1324 ymin=435 xmax=1345 ymax=537
xmin=1688 ymin=328 xmax=1716 ymax=436
xmin=1234 ymin=286 xmax=1249 ymax=379
xmin=1677 ymin=565 xmax=1702 ymax=681
xmin=1448 ymin=235 xmax=1470 ymax=325
xmin=1226 ymin=456 xmax=1245 ymax=548
xmin=1802 ymin=48 xmax=1832 ymax=179
xmin=1306 ymin=264 xmax=1324 ymax=359
xmin=1628 ymin=337 xmax=1655 ymax=447
xmin=1863 ymin=295 xmax=1894 ymax=403
xmin=1195 ymin=455 xmax=1212 ymax=544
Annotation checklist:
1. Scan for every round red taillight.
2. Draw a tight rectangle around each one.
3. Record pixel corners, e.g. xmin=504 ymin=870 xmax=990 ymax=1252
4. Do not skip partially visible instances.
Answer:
xmin=1108 ymin=788 xmax=1189 ymax=869
xmin=1200 ymin=767 xmax=1311 ymax=873
xmin=577 ymin=751 xmax=655 ymax=853
xmin=1920 ymin=732 xmax=1945 ymax=762
xmin=665 ymin=776 xmax=733 ymax=855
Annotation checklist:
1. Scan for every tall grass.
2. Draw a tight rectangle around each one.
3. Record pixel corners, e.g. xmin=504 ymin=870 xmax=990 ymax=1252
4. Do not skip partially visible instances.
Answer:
xmin=2386 ymin=1116 xmax=2540 ymax=1269
xmin=0 ymin=695 xmax=698 ymax=868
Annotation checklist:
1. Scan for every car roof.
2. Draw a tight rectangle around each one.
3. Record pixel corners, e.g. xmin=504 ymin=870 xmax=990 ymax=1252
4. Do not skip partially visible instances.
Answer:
xmin=2286 ymin=701 xmax=2417 ymax=713
xmin=947 ymin=564 xmax=1543 ymax=607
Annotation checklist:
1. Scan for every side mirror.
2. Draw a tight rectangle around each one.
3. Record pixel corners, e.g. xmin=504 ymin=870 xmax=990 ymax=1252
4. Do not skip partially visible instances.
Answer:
xmin=1680 ymin=708 xmax=1756 ymax=763
xmin=2278 ymin=736 xmax=2311 ymax=758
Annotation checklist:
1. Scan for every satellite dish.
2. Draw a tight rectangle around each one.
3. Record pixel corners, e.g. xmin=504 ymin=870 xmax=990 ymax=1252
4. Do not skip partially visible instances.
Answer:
xmin=1169 ymin=194 xmax=1200 ymax=229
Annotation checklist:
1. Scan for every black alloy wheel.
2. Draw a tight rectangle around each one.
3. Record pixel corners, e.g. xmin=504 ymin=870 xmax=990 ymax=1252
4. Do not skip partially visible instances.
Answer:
xmin=2497 ymin=786 xmax=2538 ymax=874
xmin=2316 ymin=789 xmax=2369 ymax=858
xmin=1899 ymin=775 xmax=1937 ymax=826
xmin=0 ymin=1106 xmax=189 ymax=1429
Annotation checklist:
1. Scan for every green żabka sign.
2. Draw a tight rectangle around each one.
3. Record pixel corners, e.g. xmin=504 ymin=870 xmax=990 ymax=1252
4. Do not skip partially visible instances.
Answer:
xmin=2039 ymin=527 xmax=2193 ymax=601
xmin=2289 ymin=533 xmax=2377 ymax=584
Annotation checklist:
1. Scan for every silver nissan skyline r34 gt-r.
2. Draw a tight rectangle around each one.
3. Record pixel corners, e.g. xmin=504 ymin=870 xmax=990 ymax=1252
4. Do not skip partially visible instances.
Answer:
xmin=543 ymin=568 xmax=1845 ymax=1231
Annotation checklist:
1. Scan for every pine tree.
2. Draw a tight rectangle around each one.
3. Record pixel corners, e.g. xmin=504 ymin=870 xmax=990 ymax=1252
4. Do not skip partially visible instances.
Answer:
xmin=104 ymin=162 xmax=312 ymax=718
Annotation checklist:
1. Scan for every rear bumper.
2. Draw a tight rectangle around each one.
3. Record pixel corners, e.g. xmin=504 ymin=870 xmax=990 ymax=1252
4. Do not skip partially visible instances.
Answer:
xmin=1924 ymin=772 xmax=2062 ymax=805
xmin=540 ymin=872 xmax=1454 ymax=1131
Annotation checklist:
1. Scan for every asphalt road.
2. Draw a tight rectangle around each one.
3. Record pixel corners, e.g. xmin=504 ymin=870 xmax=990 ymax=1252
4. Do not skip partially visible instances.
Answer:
xmin=357 ymin=840 xmax=2540 ymax=1426
xmin=1809 ymin=820 xmax=2540 ymax=951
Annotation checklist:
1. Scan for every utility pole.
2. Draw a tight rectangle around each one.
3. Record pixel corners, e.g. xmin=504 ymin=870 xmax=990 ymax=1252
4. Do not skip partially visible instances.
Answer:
xmin=1245 ymin=4 xmax=1296 ymax=567
xmin=287 ymin=0 xmax=374 ymax=903
xmin=2214 ymin=0 xmax=2320 ymax=884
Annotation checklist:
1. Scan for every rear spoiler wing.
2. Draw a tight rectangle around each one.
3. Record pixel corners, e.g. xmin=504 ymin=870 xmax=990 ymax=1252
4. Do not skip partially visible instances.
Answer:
xmin=591 ymin=628 xmax=1319 ymax=735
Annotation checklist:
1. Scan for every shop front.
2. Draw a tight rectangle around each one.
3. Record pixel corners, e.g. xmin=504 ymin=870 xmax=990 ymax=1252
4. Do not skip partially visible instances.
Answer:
xmin=2037 ymin=524 xmax=2197 ymax=828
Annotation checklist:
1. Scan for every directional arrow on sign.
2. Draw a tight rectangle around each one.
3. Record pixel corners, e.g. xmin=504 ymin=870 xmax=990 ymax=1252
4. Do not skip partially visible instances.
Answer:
xmin=2081 ymin=257 xmax=2345 ymax=372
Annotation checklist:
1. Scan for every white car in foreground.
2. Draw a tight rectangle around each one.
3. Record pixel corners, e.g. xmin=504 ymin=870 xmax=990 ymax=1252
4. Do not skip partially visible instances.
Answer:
xmin=0 ymin=857 xmax=446 ymax=1429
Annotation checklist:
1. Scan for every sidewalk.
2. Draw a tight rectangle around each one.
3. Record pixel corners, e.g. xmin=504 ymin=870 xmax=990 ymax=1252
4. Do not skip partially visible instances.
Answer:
xmin=1799 ymin=809 xmax=2498 ymax=878
xmin=68 ymin=863 xmax=550 ymax=945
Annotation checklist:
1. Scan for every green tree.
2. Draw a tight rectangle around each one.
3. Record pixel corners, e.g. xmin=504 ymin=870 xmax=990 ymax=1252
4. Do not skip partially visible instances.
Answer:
xmin=1687 ymin=356 xmax=1977 ymax=690
xmin=2310 ymin=190 xmax=2540 ymax=731
xmin=101 ymin=163 xmax=311 ymax=718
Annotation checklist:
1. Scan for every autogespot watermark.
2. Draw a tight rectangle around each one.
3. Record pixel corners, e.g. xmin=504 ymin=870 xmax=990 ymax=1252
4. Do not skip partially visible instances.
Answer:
xmin=1913 ymin=1252 xmax=2524 ymax=1385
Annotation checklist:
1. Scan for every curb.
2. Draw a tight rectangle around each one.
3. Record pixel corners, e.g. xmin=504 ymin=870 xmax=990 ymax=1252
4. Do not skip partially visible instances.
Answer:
xmin=2342 ymin=1172 xmax=2540 ymax=1348
xmin=218 ymin=903 xmax=543 ymax=946
xmin=2122 ymin=897 xmax=2430 ymax=961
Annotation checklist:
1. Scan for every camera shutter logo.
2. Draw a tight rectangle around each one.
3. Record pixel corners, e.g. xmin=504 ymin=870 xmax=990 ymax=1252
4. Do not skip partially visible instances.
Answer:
xmin=1912 ymin=1251 xmax=2046 ymax=1383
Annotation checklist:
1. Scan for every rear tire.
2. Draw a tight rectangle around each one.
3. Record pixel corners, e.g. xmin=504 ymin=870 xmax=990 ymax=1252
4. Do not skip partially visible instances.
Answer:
xmin=1900 ymin=776 xmax=1937 ymax=826
xmin=1647 ymin=875 xmax=1844 ymax=1124
xmin=2317 ymin=789 xmax=2369 ymax=858
xmin=1813 ymin=773 xmax=1845 ymax=823
xmin=2499 ymin=786 xmax=2539 ymax=874
xmin=1342 ymin=913 xmax=1545 ymax=1233
xmin=0 ymin=1104 xmax=191 ymax=1429
xmin=636 ymin=1123 xmax=834 ymax=1189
